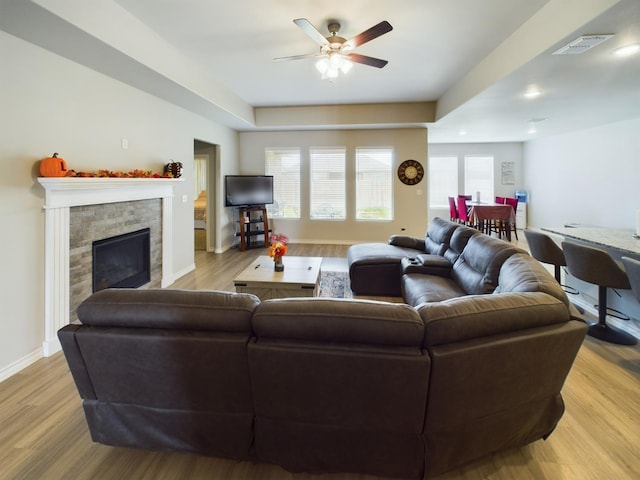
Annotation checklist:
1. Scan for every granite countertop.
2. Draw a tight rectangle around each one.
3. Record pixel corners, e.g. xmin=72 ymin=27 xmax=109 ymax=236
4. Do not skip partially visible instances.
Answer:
xmin=542 ymin=225 xmax=640 ymax=256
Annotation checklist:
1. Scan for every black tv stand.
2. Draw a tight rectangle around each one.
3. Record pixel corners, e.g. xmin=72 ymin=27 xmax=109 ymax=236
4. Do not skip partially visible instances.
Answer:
xmin=236 ymin=206 xmax=270 ymax=251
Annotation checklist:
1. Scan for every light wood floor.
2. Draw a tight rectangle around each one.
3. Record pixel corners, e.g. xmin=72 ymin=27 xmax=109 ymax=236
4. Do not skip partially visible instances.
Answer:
xmin=2 ymin=242 xmax=639 ymax=480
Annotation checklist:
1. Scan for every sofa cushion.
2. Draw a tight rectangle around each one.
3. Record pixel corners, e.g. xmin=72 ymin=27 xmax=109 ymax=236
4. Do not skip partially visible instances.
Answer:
xmin=417 ymin=292 xmax=571 ymax=347
xmin=76 ymin=288 xmax=259 ymax=331
xmin=423 ymin=217 xmax=459 ymax=255
xmin=495 ymin=253 xmax=569 ymax=307
xmin=252 ymin=297 xmax=424 ymax=347
xmin=402 ymin=274 xmax=467 ymax=306
xmin=443 ymin=225 xmax=477 ymax=264
xmin=452 ymin=234 xmax=518 ymax=295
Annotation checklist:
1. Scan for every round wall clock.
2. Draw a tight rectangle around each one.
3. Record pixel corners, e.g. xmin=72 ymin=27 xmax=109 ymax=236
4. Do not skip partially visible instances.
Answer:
xmin=397 ymin=159 xmax=424 ymax=185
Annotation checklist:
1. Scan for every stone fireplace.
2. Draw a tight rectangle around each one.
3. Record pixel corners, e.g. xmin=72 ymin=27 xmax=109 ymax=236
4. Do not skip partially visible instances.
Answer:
xmin=38 ymin=177 xmax=181 ymax=355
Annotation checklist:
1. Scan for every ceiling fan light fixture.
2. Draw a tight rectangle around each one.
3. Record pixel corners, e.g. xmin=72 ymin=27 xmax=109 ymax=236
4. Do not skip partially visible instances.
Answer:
xmin=281 ymin=18 xmax=392 ymax=80
xmin=340 ymin=59 xmax=353 ymax=74
xmin=329 ymin=52 xmax=342 ymax=68
xmin=315 ymin=57 xmax=329 ymax=74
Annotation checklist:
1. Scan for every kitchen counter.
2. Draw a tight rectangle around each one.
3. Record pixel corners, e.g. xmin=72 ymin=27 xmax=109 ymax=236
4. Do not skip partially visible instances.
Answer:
xmin=542 ymin=225 xmax=640 ymax=256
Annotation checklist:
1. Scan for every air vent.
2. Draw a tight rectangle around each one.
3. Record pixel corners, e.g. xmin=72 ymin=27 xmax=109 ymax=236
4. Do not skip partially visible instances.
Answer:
xmin=552 ymin=34 xmax=614 ymax=55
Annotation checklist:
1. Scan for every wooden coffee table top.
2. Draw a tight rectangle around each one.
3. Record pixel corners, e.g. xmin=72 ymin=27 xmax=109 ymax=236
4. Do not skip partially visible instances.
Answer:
xmin=233 ymin=256 xmax=323 ymax=287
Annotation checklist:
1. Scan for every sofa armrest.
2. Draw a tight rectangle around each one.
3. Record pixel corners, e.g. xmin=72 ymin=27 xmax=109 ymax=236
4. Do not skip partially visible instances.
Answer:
xmin=388 ymin=235 xmax=425 ymax=251
xmin=417 ymin=292 xmax=576 ymax=347
xmin=401 ymin=255 xmax=452 ymax=276
xmin=58 ymin=324 xmax=97 ymax=400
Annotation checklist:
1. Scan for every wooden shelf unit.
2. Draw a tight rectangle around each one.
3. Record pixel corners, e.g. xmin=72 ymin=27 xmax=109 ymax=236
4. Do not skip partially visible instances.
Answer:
xmin=237 ymin=206 xmax=270 ymax=251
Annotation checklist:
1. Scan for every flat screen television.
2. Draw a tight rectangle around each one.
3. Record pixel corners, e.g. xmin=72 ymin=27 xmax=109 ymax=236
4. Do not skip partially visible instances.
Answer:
xmin=225 ymin=175 xmax=274 ymax=207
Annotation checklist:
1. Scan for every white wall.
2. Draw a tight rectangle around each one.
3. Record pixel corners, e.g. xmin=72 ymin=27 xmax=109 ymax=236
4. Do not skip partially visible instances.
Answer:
xmin=523 ymin=118 xmax=640 ymax=229
xmin=0 ymin=31 xmax=239 ymax=380
xmin=238 ymin=129 xmax=428 ymax=243
xmin=427 ymin=142 xmax=524 ymax=220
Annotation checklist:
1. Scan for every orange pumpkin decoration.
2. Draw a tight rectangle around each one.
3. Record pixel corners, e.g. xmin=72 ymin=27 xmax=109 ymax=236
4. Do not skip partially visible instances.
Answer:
xmin=40 ymin=152 xmax=68 ymax=177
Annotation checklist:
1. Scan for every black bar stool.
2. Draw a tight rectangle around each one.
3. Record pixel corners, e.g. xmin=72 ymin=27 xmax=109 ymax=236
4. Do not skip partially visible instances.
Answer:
xmin=621 ymin=256 xmax=640 ymax=302
xmin=524 ymin=230 xmax=578 ymax=294
xmin=562 ymin=241 xmax=636 ymax=345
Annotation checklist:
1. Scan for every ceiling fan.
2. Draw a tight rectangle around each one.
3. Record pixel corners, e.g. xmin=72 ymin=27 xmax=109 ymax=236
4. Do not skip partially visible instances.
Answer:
xmin=275 ymin=18 xmax=393 ymax=79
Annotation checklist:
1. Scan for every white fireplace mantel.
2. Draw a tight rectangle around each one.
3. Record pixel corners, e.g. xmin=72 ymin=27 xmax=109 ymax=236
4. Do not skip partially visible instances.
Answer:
xmin=38 ymin=177 xmax=182 ymax=356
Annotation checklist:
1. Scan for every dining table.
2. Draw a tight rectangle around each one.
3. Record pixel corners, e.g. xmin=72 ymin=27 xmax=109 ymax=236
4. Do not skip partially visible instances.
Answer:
xmin=468 ymin=202 xmax=516 ymax=240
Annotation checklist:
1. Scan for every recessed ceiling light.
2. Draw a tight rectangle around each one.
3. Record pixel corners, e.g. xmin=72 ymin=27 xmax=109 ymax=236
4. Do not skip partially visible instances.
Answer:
xmin=459 ymin=129 xmax=467 ymax=136
xmin=523 ymin=89 xmax=541 ymax=99
xmin=613 ymin=43 xmax=640 ymax=57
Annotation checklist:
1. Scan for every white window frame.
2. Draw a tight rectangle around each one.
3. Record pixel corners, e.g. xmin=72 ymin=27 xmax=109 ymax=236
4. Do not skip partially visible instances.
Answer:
xmin=428 ymin=156 xmax=458 ymax=208
xmin=464 ymin=155 xmax=494 ymax=203
xmin=355 ymin=147 xmax=394 ymax=221
xmin=309 ymin=147 xmax=346 ymax=220
xmin=265 ymin=147 xmax=301 ymax=219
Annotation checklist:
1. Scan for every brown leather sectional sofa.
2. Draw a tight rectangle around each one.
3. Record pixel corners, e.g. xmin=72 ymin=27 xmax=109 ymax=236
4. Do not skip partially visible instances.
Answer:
xmin=59 ymin=218 xmax=587 ymax=478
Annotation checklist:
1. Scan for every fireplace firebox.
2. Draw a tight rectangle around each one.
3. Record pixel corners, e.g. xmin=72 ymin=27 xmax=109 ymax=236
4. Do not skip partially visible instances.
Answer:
xmin=92 ymin=228 xmax=151 ymax=292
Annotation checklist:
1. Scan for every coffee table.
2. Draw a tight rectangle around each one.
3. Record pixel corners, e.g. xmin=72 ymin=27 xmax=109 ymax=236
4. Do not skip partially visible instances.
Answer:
xmin=233 ymin=255 xmax=323 ymax=300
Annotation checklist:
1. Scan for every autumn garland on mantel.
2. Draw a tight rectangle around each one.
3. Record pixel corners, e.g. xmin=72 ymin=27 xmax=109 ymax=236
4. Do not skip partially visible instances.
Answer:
xmin=64 ymin=169 xmax=175 ymax=178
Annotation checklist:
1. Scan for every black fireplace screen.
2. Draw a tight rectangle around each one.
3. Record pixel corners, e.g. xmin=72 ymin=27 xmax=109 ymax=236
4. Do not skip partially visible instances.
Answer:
xmin=92 ymin=228 xmax=151 ymax=292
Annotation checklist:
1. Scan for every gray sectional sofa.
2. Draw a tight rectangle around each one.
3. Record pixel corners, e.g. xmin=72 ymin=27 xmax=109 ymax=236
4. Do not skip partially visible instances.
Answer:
xmin=58 ymin=217 xmax=587 ymax=478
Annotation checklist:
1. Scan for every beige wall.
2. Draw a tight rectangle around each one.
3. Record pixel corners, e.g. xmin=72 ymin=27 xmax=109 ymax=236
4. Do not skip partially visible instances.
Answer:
xmin=238 ymin=129 xmax=428 ymax=244
xmin=0 ymin=31 xmax=240 ymax=379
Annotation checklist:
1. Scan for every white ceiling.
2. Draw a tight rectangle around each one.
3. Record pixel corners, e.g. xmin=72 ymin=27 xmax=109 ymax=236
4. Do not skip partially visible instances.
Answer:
xmin=2 ymin=0 xmax=639 ymax=143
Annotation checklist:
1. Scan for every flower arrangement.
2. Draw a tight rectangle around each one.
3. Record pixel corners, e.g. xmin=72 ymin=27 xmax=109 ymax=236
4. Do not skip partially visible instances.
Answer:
xmin=270 ymin=233 xmax=289 ymax=245
xmin=269 ymin=242 xmax=288 ymax=259
xmin=269 ymin=233 xmax=288 ymax=271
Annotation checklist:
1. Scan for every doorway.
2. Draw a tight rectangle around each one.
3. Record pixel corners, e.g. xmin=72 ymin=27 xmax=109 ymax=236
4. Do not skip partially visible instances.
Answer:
xmin=194 ymin=140 xmax=219 ymax=252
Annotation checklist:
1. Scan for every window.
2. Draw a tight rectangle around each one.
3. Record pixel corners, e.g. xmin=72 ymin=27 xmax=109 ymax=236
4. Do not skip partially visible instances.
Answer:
xmin=464 ymin=155 xmax=494 ymax=203
xmin=428 ymin=156 xmax=458 ymax=208
xmin=265 ymin=148 xmax=300 ymax=218
xmin=310 ymin=147 xmax=345 ymax=219
xmin=355 ymin=147 xmax=393 ymax=220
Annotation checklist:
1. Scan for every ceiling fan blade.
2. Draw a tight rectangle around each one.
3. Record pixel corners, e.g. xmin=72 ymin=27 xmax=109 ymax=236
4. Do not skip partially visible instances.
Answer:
xmin=347 ymin=21 xmax=393 ymax=48
xmin=293 ymin=18 xmax=330 ymax=46
xmin=274 ymin=53 xmax=322 ymax=62
xmin=345 ymin=53 xmax=388 ymax=68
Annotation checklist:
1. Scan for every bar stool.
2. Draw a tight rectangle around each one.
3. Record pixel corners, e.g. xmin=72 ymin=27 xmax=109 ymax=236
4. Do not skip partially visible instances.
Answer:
xmin=621 ymin=257 xmax=640 ymax=302
xmin=562 ymin=241 xmax=636 ymax=345
xmin=524 ymin=230 xmax=578 ymax=294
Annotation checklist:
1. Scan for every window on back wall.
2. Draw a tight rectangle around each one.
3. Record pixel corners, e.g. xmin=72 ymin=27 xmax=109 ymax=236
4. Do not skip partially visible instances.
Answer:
xmin=265 ymin=147 xmax=301 ymax=218
xmin=310 ymin=147 xmax=346 ymax=220
xmin=464 ymin=155 xmax=494 ymax=203
xmin=355 ymin=147 xmax=393 ymax=220
xmin=428 ymin=156 xmax=458 ymax=208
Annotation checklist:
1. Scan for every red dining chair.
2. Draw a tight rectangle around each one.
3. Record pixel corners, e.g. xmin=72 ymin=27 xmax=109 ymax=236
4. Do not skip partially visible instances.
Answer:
xmin=486 ymin=196 xmax=507 ymax=236
xmin=457 ymin=196 xmax=474 ymax=228
xmin=448 ymin=196 xmax=459 ymax=223
xmin=504 ymin=197 xmax=519 ymax=240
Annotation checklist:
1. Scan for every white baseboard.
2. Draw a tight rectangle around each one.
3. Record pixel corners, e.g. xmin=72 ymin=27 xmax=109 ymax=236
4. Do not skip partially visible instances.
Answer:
xmin=0 ymin=348 xmax=43 ymax=383
xmin=169 ymin=263 xmax=196 ymax=286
